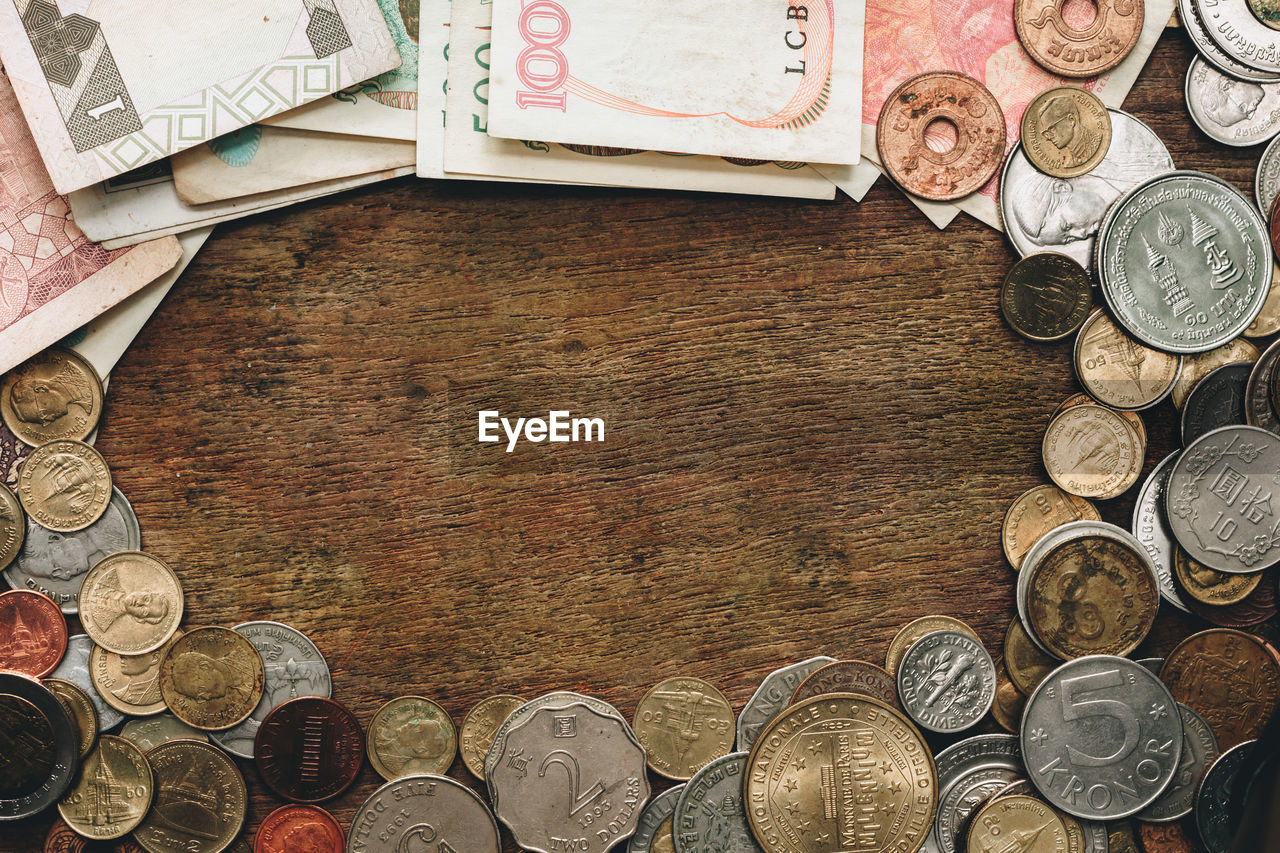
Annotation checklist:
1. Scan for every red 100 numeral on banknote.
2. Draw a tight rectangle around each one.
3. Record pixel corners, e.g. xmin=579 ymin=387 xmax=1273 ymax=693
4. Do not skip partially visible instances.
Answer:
xmin=515 ymin=0 xmax=571 ymax=111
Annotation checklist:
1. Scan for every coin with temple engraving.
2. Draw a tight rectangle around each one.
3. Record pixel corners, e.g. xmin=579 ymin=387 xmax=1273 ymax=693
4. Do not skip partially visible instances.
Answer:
xmin=964 ymin=794 xmax=1069 ymax=853
xmin=255 ymin=696 xmax=364 ymax=804
xmin=367 ymin=696 xmax=457 ymax=781
xmin=672 ymin=753 xmax=760 ymax=853
xmin=1073 ymin=310 xmax=1182 ymax=411
xmin=1015 ymin=0 xmax=1144 ymax=78
xmin=133 ymin=739 xmax=246 ymax=853
xmin=57 ymin=734 xmax=153 ymax=840
xmin=1041 ymin=404 xmax=1142 ymax=499
xmin=897 ymin=631 xmax=996 ymax=734
xmin=0 ymin=589 xmax=67 ymax=678
xmin=634 ymin=676 xmax=733 ymax=780
xmin=1021 ymin=87 xmax=1111 ymax=178
xmin=1000 ymin=253 xmax=1093 ymax=343
xmin=1160 ymin=628 xmax=1280 ymax=750
xmin=1 ymin=347 xmax=104 ymax=447
xmin=159 ymin=626 xmax=263 ymax=731
xmin=17 ymin=440 xmax=112 ymax=533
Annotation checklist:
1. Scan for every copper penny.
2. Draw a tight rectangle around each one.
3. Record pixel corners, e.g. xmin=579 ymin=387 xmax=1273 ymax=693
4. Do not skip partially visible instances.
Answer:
xmin=0 ymin=589 xmax=67 ymax=677
xmin=159 ymin=626 xmax=264 ymax=731
xmin=1161 ymin=628 xmax=1280 ymax=749
xmin=1021 ymin=86 xmax=1112 ymax=178
xmin=1003 ymin=618 xmax=1055 ymax=696
xmin=1174 ymin=547 xmax=1263 ymax=606
xmin=1135 ymin=820 xmax=1196 ymax=852
xmin=990 ymin=670 xmax=1027 ymax=734
xmin=876 ymin=71 xmax=1006 ymax=201
xmin=1186 ymin=569 xmax=1278 ymax=627
xmin=885 ymin=614 xmax=980 ymax=676
xmin=254 ymin=696 xmax=364 ymax=803
xmin=1001 ymin=484 xmax=1100 ymax=570
xmin=789 ymin=659 xmax=899 ymax=708
xmin=1014 ymin=0 xmax=1145 ymax=78
xmin=253 ymin=804 xmax=344 ymax=853
xmin=17 ymin=439 xmax=112 ymax=533
xmin=0 ymin=482 xmax=23 ymax=571
xmin=1 ymin=347 xmax=104 ymax=447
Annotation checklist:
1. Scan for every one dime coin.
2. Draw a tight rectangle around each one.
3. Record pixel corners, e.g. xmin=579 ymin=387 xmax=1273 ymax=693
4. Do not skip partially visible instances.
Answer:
xmin=1001 ymin=484 xmax=1100 ymax=571
xmin=1021 ymin=87 xmax=1112 ymax=178
xmin=0 ymin=589 xmax=67 ymax=677
xmin=790 ymin=659 xmax=899 ymax=708
xmin=17 ymin=440 xmax=112 ymax=532
xmin=255 ymin=696 xmax=364 ymax=803
xmin=885 ymin=614 xmax=979 ymax=677
xmin=1 ymin=347 xmax=104 ymax=446
xmin=367 ymin=695 xmax=457 ymax=781
xmin=254 ymin=804 xmax=344 ymax=853
xmin=43 ymin=678 xmax=98 ymax=759
xmin=460 ymin=694 xmax=524 ymax=780
xmin=159 ymin=626 xmax=264 ymax=731
xmin=634 ymin=676 xmax=734 ymax=780
xmin=0 ymin=482 xmax=23 ymax=570
xmin=57 ymin=734 xmax=153 ymax=840
xmin=80 ymin=552 xmax=183 ymax=656
xmin=1161 ymin=628 xmax=1280 ymax=749
xmin=134 ymin=739 xmax=247 ymax=853
xmin=1015 ymin=0 xmax=1145 ymax=78
xmin=1000 ymin=253 xmax=1093 ymax=343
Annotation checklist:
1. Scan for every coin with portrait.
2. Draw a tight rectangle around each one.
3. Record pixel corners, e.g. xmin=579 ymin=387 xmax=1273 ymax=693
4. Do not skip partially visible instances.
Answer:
xmin=1 ymin=347 xmax=103 ymax=446
xmin=1022 ymin=87 xmax=1111 ymax=178
xmin=368 ymin=695 xmax=457 ymax=781
xmin=79 ymin=551 xmax=182 ymax=655
xmin=159 ymin=626 xmax=265 ymax=731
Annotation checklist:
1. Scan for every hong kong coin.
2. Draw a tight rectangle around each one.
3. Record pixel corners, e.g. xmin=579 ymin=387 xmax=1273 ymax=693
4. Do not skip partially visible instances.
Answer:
xmin=965 ymin=794 xmax=1069 ymax=853
xmin=1174 ymin=547 xmax=1263 ymax=605
xmin=1003 ymin=618 xmax=1055 ymax=695
xmin=1097 ymin=171 xmax=1271 ymax=354
xmin=120 ymin=714 xmax=208 ymax=752
xmin=488 ymin=701 xmax=649 ymax=853
xmin=1186 ymin=57 xmax=1280 ymax=147
xmin=460 ymin=694 xmax=524 ymax=780
xmin=254 ymin=804 xmax=344 ymax=853
xmin=1182 ymin=363 xmax=1251 ymax=446
xmin=0 ymin=588 xmax=67 ymax=677
xmin=5 ymin=486 xmax=140 ymax=614
xmin=1246 ymin=263 xmax=1280 ymax=336
xmin=634 ymin=676 xmax=733 ymax=780
xmin=0 ymin=671 xmax=78 ymax=821
xmin=736 ymin=656 xmax=835 ymax=751
xmin=1 ymin=347 xmax=104 ymax=446
xmin=1160 ymin=628 xmax=1280 ymax=749
xmin=160 ymin=626 xmax=264 ymax=731
xmin=1002 ymin=484 xmax=1100 ymax=571
xmin=80 ymin=551 xmax=182 ymax=655
xmin=57 ymin=734 xmax=152 ymax=839
xmin=1000 ymin=253 xmax=1093 ymax=342
xmin=1015 ymin=0 xmax=1144 ymax=77
xmin=790 ymin=659 xmax=899 ymax=708
xmin=1172 ymin=338 xmax=1259 ymax=408
xmin=1180 ymin=0 xmax=1280 ymax=82
xmin=1246 ymin=338 xmax=1280 ymax=432
xmin=1022 ymin=655 xmax=1182 ymax=819
xmin=1197 ymin=0 xmax=1280 ymax=74
xmin=90 ymin=628 xmax=184 ymax=717
xmin=255 ymin=697 xmax=364 ymax=803
xmin=484 ymin=691 xmax=626 ymax=780
xmin=134 ymin=739 xmax=246 ymax=853
xmin=629 ymin=784 xmax=682 ymax=853
xmin=17 ymin=440 xmax=112 ymax=532
xmin=1021 ymin=87 xmax=1112 ymax=178
xmin=1137 ymin=703 xmax=1220 ymax=822
xmin=876 ymin=71 xmax=1005 ymax=201
xmin=1041 ymin=404 xmax=1142 ymax=499
xmin=367 ymin=696 xmax=457 ymax=781
xmin=1167 ymin=425 xmax=1280 ymax=573
xmin=1132 ymin=453 xmax=1193 ymax=613
xmin=887 ymin=617 xmax=978 ymax=677
xmin=672 ymin=753 xmax=760 ymax=853
xmin=43 ymin=678 xmax=97 ymax=759
xmin=0 ymin=483 xmax=21 ymax=571
xmin=990 ymin=673 xmax=1026 ymax=734
xmin=897 ymin=631 xmax=996 ymax=734
xmin=1073 ymin=310 xmax=1181 ymax=411
xmin=347 ymin=775 xmax=500 ymax=853
xmin=48 ymin=634 xmax=123 ymax=732
xmin=1193 ymin=740 xmax=1255 ymax=853
xmin=210 ymin=620 xmax=331 ymax=759
xmin=1138 ymin=820 xmax=1197 ymax=852
xmin=931 ymin=734 xmax=1023 ymax=853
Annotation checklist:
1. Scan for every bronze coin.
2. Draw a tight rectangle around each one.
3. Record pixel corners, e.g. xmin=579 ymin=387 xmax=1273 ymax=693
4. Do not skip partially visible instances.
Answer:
xmin=1052 ymin=391 xmax=1147 ymax=449
xmin=1003 ymin=618 xmax=1055 ymax=695
xmin=885 ymin=615 xmax=980 ymax=676
xmin=876 ymin=71 xmax=1006 ymax=201
xmin=964 ymin=794 xmax=1068 ymax=853
xmin=1271 ymin=192 xmax=1280 ymax=262
xmin=1000 ymin=253 xmax=1093 ymax=342
xmin=1135 ymin=820 xmax=1196 ymax=852
xmin=1174 ymin=547 xmax=1263 ymax=606
xmin=0 ymin=588 xmax=68 ymax=677
xmin=253 ymin=804 xmax=344 ymax=853
xmin=134 ymin=739 xmax=247 ymax=853
xmin=16 ymin=440 xmax=112 ymax=532
xmin=0 ymin=482 xmax=23 ymax=571
xmin=79 ymin=552 xmax=184 ymax=656
xmin=990 ymin=669 xmax=1027 ymax=734
xmin=1014 ymin=0 xmax=1145 ymax=78
xmin=254 ymin=696 xmax=364 ymax=803
xmin=1107 ymin=820 xmax=1140 ymax=853
xmin=43 ymin=678 xmax=98 ymax=759
xmin=1021 ymin=87 xmax=1112 ymax=178
xmin=44 ymin=817 xmax=92 ymax=852
xmin=1161 ymin=628 xmax=1280 ymax=750
xmin=460 ymin=693 xmax=524 ymax=780
xmin=633 ymin=676 xmax=734 ymax=780
xmin=1186 ymin=569 xmax=1278 ymax=628
xmin=366 ymin=695 xmax=457 ymax=781
xmin=1 ymin=347 xmax=104 ymax=447
xmin=91 ymin=629 xmax=185 ymax=717
xmin=57 ymin=734 xmax=154 ymax=840
xmin=159 ymin=626 xmax=264 ymax=731
xmin=790 ymin=659 xmax=899 ymax=708
xmin=1073 ymin=309 xmax=1182 ymax=411
xmin=1001 ymin=484 xmax=1100 ymax=570
xmin=1041 ymin=403 xmax=1143 ymax=499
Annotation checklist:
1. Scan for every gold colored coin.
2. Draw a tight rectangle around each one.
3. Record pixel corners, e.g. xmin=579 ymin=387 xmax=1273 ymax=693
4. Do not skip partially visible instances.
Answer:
xmin=1021 ymin=87 xmax=1112 ymax=179
xmin=43 ymin=678 xmax=98 ymax=759
xmin=80 ymin=552 xmax=183 ymax=655
xmin=1245 ymin=262 xmax=1280 ymax=337
xmin=16 ymin=440 xmax=112 ymax=532
xmin=652 ymin=815 xmax=676 ymax=853
xmin=886 ymin=615 xmax=979 ymax=677
xmin=0 ymin=482 xmax=23 ymax=571
xmin=1174 ymin=547 xmax=1263 ymax=606
xmin=1073 ymin=310 xmax=1181 ymax=411
xmin=1052 ymin=392 xmax=1147 ymax=450
xmin=1041 ymin=404 xmax=1142 ymax=499
xmin=965 ymin=794 xmax=1068 ymax=853
xmin=159 ymin=627 xmax=264 ymax=731
xmin=91 ymin=628 xmax=185 ymax=716
xmin=1 ymin=347 xmax=104 ymax=446
xmin=745 ymin=693 xmax=936 ymax=853
xmin=134 ymin=739 xmax=247 ymax=853
xmin=990 ymin=669 xmax=1026 ymax=734
xmin=1003 ymin=618 xmax=1055 ymax=696
xmin=1170 ymin=340 xmax=1259 ymax=409
xmin=1001 ymin=484 xmax=1100 ymax=570
xmin=633 ymin=676 xmax=734 ymax=780
xmin=1108 ymin=820 xmax=1141 ymax=853
xmin=460 ymin=693 xmax=524 ymax=780
xmin=57 ymin=734 xmax=153 ymax=840
xmin=367 ymin=695 xmax=457 ymax=781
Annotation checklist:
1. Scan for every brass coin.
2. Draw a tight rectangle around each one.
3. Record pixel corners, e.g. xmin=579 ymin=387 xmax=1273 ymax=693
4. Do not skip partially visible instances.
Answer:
xmin=1107 ymin=820 xmax=1140 ymax=853
xmin=1021 ymin=87 xmax=1112 ymax=179
xmin=57 ymin=734 xmax=153 ymax=840
xmin=1014 ymin=0 xmax=1145 ymax=78
xmin=1245 ymin=261 xmax=1280 ymax=337
xmin=990 ymin=670 xmax=1026 ymax=734
xmin=1170 ymin=339 xmax=1259 ymax=409
xmin=80 ymin=552 xmax=183 ymax=655
xmin=367 ymin=695 xmax=457 ymax=781
xmin=1053 ymin=392 xmax=1147 ymax=450
xmin=1000 ymin=253 xmax=1093 ymax=343
xmin=17 ymin=440 xmax=112 ymax=532
xmin=1 ymin=347 xmax=104 ymax=446
xmin=744 ymin=693 xmax=937 ymax=853
xmin=134 ymin=739 xmax=247 ymax=853
xmin=1003 ymin=618 xmax=1055 ymax=696
xmin=1160 ymin=628 xmax=1280 ymax=750
xmin=652 ymin=815 xmax=676 ymax=853
xmin=159 ymin=627 xmax=265 ymax=731
xmin=43 ymin=678 xmax=98 ymax=759
xmin=91 ymin=629 xmax=185 ymax=716
xmin=1073 ymin=310 xmax=1182 ymax=411
xmin=460 ymin=693 xmax=524 ymax=780
xmin=0 ymin=482 xmax=22 ymax=571
xmin=885 ymin=615 xmax=980 ymax=677
xmin=1041 ymin=403 xmax=1142 ymax=499
xmin=1001 ymin=484 xmax=1100 ymax=570
xmin=1173 ymin=547 xmax=1263 ymax=606
xmin=965 ymin=794 xmax=1069 ymax=852
xmin=633 ymin=676 xmax=734 ymax=780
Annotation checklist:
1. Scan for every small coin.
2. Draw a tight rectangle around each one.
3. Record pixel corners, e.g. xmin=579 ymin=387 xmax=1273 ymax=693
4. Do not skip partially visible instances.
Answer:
xmin=633 ymin=676 xmax=733 ymax=780
xmin=1106 ymin=820 xmax=1139 ymax=853
xmin=1015 ymin=0 xmax=1144 ymax=77
xmin=1000 ymin=253 xmax=1093 ymax=342
xmin=672 ymin=753 xmax=760 ymax=853
xmin=43 ymin=678 xmax=97 ymax=759
xmin=990 ymin=671 xmax=1026 ymax=734
xmin=0 ymin=482 xmax=22 ymax=571
xmin=1021 ymin=87 xmax=1112 ymax=178
xmin=253 ymin=804 xmax=343 ymax=853
xmin=0 ymin=588 xmax=68 ymax=677
xmin=790 ymin=659 xmax=899 ymax=708
xmin=1137 ymin=703 xmax=1220 ymax=822
xmin=159 ymin=626 xmax=264 ymax=731
xmin=1003 ymin=618 xmax=1055 ymax=696
xmin=1185 ymin=56 xmax=1280 ymax=147
xmin=886 ymin=616 xmax=979 ymax=677
xmin=964 ymin=793 xmax=1069 ymax=853
xmin=79 ymin=551 xmax=182 ymax=655
xmin=1073 ymin=310 xmax=1182 ymax=411
xmin=1002 ymin=485 xmax=1101 ymax=571
xmin=90 ymin=628 xmax=184 ymax=717
xmin=931 ymin=733 xmax=1023 ymax=853
xmin=48 ymin=634 xmax=123 ymax=732
xmin=17 ymin=440 xmax=112 ymax=533
xmin=1 ymin=347 xmax=104 ymax=447
xmin=255 ymin=696 xmax=364 ymax=803
xmin=347 ymin=775 xmax=501 ymax=853
xmin=898 ymin=630 xmax=997 ymax=733
xmin=1137 ymin=819 xmax=1197 ymax=853
xmin=0 ymin=671 xmax=78 ymax=821
xmin=367 ymin=695 xmax=457 ymax=781
xmin=460 ymin=694 xmax=524 ymax=780
xmin=133 ymin=739 xmax=246 ymax=853
xmin=1174 ymin=546 xmax=1263 ymax=605
xmin=1193 ymin=740 xmax=1255 ymax=853
xmin=1042 ymin=403 xmax=1142 ymax=499
xmin=736 ymin=656 xmax=835 ymax=751
xmin=1131 ymin=453 xmax=1194 ymax=613
xmin=1182 ymin=363 xmax=1251 ymax=447
xmin=1171 ymin=339 xmax=1260 ymax=408
xmin=1161 ymin=628 xmax=1280 ymax=749
xmin=876 ymin=71 xmax=1006 ymax=201
xmin=1185 ymin=568 xmax=1278 ymax=626
xmin=120 ymin=714 xmax=208 ymax=752
xmin=1246 ymin=262 xmax=1280 ymax=337
xmin=57 ymin=734 xmax=152 ymax=839
xmin=628 ymin=784 xmax=682 ymax=853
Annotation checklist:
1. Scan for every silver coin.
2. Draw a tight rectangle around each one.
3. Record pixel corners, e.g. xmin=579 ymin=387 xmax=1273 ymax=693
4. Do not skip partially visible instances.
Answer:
xmin=1131 ymin=453 xmax=1193 ymax=613
xmin=1081 ymin=820 xmax=1109 ymax=853
xmin=1180 ymin=0 xmax=1280 ymax=82
xmin=3 ymin=486 xmax=139 ymax=614
xmin=929 ymin=735 xmax=1023 ymax=853
xmin=1246 ymin=338 xmax=1280 ymax=433
xmin=672 ymin=753 xmax=760 ymax=853
xmin=1167 ymin=424 xmax=1280 ymax=573
xmin=0 ymin=671 xmax=78 ymax=821
xmin=1194 ymin=739 xmax=1255 ymax=853
xmin=897 ymin=630 xmax=996 ymax=734
xmin=1196 ymin=0 xmax=1280 ymax=75
xmin=735 ymin=655 xmax=835 ymax=751
xmin=347 ymin=774 xmax=501 ymax=853
xmin=1000 ymin=110 xmax=1174 ymax=270
xmin=119 ymin=713 xmax=209 ymax=751
xmin=488 ymin=701 xmax=649 ymax=853
xmin=1097 ymin=171 xmax=1271 ymax=354
xmin=937 ymin=766 xmax=1022 ymax=853
xmin=1257 ymin=132 xmax=1280 ymax=216
xmin=1182 ymin=363 xmax=1251 ymax=445
xmin=1185 ymin=57 xmax=1280 ymax=147
xmin=484 ymin=691 xmax=626 ymax=781
xmin=628 ymin=784 xmax=684 ymax=853
xmin=1135 ymin=657 xmax=1165 ymax=675
xmin=1139 ymin=703 xmax=1220 ymax=822
xmin=209 ymin=620 xmax=332 ymax=758
xmin=48 ymin=633 xmax=124 ymax=731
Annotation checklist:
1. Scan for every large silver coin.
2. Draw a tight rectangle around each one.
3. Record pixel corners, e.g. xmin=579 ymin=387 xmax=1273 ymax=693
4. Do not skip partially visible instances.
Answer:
xmin=1131 ymin=453 xmax=1193 ymax=613
xmin=930 ymin=734 xmax=1023 ymax=853
xmin=484 ymin=691 xmax=626 ymax=781
xmin=735 ymin=655 xmax=835 ymax=751
xmin=1167 ymin=424 xmax=1280 ymax=573
xmin=210 ymin=620 xmax=332 ymax=758
xmin=1182 ymin=362 xmax=1251 ymax=445
xmin=628 ymin=784 xmax=683 ymax=853
xmin=3 ymin=486 xmax=139 ymax=614
xmin=897 ymin=630 xmax=996 ymax=734
xmin=1097 ymin=171 xmax=1271 ymax=354
xmin=1000 ymin=110 xmax=1173 ymax=269
xmin=1180 ymin=0 xmax=1280 ymax=82
xmin=488 ymin=701 xmax=649 ymax=853
xmin=1022 ymin=655 xmax=1183 ymax=820
xmin=1196 ymin=0 xmax=1280 ymax=74
xmin=48 ymin=633 xmax=124 ymax=731
xmin=1257 ymin=132 xmax=1280 ymax=215
xmin=672 ymin=753 xmax=760 ymax=853
xmin=347 ymin=774 xmax=501 ymax=853
xmin=0 ymin=671 xmax=78 ymax=820
xmin=1193 ymin=740 xmax=1255 ymax=853
xmin=1246 ymin=338 xmax=1280 ymax=433
xmin=1138 ymin=703 xmax=1219 ymax=822
xmin=1185 ymin=56 xmax=1280 ymax=147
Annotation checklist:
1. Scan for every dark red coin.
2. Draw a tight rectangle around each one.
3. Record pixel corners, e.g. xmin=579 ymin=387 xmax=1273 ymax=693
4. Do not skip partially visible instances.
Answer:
xmin=254 ymin=697 xmax=364 ymax=803
xmin=254 ymin=804 xmax=344 ymax=853
xmin=0 ymin=589 xmax=68 ymax=677
xmin=1187 ymin=570 xmax=1278 ymax=628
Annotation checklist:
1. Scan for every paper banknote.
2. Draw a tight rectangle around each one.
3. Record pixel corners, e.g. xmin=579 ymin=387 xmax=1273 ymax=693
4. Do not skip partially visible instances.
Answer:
xmin=486 ymin=0 xmax=866 ymax=165
xmin=415 ymin=0 xmax=449 ymax=178
xmin=0 ymin=0 xmax=402 ymax=194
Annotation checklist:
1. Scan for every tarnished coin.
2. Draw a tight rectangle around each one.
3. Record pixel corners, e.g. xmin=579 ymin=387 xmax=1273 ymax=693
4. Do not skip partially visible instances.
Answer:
xmin=1073 ymin=310 xmax=1182 ymax=411
xmin=1246 ymin=263 xmax=1280 ymax=336
xmin=1185 ymin=567 xmax=1277 ymax=625
xmin=672 ymin=753 xmax=760 ymax=853
xmin=460 ymin=694 xmax=524 ymax=780
xmin=1198 ymin=0 xmax=1280 ymax=74
xmin=1015 ymin=0 xmax=1144 ymax=77
xmin=1105 ymin=820 xmax=1138 ymax=853
xmin=17 ymin=440 xmax=112 ymax=532
xmin=0 ymin=671 xmax=78 ymax=821
xmin=1000 ymin=253 xmax=1094 ymax=342
xmin=254 ymin=804 xmax=344 ymax=853
xmin=1003 ymin=618 xmax=1056 ymax=696
xmin=1193 ymin=740 xmax=1254 ymax=853
xmin=160 ymin=626 xmax=264 ymax=731
xmin=790 ymin=659 xmax=899 ymax=708
xmin=1131 ymin=453 xmax=1194 ymax=613
xmin=367 ymin=695 xmax=457 ymax=781
xmin=1180 ymin=0 xmax=1280 ymax=83
xmin=48 ymin=634 xmax=123 ymax=732
xmin=1246 ymin=337 xmax=1280 ymax=432
xmin=930 ymin=734 xmax=1023 ymax=853
xmin=1161 ymin=628 xmax=1280 ymax=749
xmin=1185 ymin=57 xmax=1280 ymax=147
xmin=1003 ymin=485 xmax=1101 ymax=571
xmin=1 ymin=348 xmax=104 ymax=446
xmin=1137 ymin=703 xmax=1220 ymax=822
xmin=887 ymin=616 xmax=979 ymax=677
xmin=0 ymin=482 xmax=22 ymax=570
xmin=347 ymin=775 xmax=500 ymax=853
xmin=634 ymin=676 xmax=733 ymax=780
xmin=91 ymin=629 xmax=184 ymax=717
xmin=876 ymin=71 xmax=1006 ymax=201
xmin=745 ymin=694 xmax=936 ymax=853
xmin=1137 ymin=820 xmax=1197 ymax=852
xmin=1021 ymin=87 xmax=1112 ymax=178
xmin=43 ymin=678 xmax=97 ymax=759
xmin=1174 ymin=547 xmax=1263 ymax=605
xmin=1042 ymin=404 xmax=1141 ymax=499
xmin=736 ymin=656 xmax=835 ymax=751
xmin=1171 ymin=338 xmax=1260 ymax=408
xmin=964 ymin=794 xmax=1069 ymax=853
xmin=58 ymin=734 xmax=152 ymax=839
xmin=629 ymin=784 xmax=682 ymax=853
xmin=134 ymin=739 xmax=246 ymax=853
xmin=1182 ymin=363 xmax=1251 ymax=446
xmin=484 ymin=691 xmax=627 ymax=781
xmin=990 ymin=673 xmax=1027 ymax=734
xmin=120 ymin=714 xmax=208 ymax=752
xmin=255 ymin=696 xmax=364 ymax=804
xmin=80 ymin=552 xmax=183 ymax=655
xmin=0 ymin=588 xmax=68 ymax=677
xmin=897 ymin=630 xmax=996 ymax=733
xmin=1022 ymin=655 xmax=1182 ymax=819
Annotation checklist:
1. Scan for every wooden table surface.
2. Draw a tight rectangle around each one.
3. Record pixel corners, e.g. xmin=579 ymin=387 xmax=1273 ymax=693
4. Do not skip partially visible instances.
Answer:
xmin=5 ymin=29 xmax=1270 ymax=853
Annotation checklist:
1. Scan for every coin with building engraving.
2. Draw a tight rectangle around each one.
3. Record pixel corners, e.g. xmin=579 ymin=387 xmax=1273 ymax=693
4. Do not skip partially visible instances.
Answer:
xmin=133 ymin=739 xmax=246 ymax=853
xmin=43 ymin=678 xmax=96 ymax=760
xmin=897 ymin=631 xmax=996 ymax=734
xmin=159 ymin=626 xmax=263 ymax=731
xmin=346 ymin=774 xmax=501 ymax=853
xmin=672 ymin=753 xmax=761 ymax=853
xmin=634 ymin=676 xmax=733 ymax=780
xmin=790 ymin=659 xmax=899 ymax=708
xmin=1015 ymin=0 xmax=1144 ymax=77
xmin=1042 ymin=404 xmax=1141 ymax=499
xmin=1021 ymin=88 xmax=1111 ymax=178
xmin=57 ymin=734 xmax=152 ymax=839
xmin=736 ymin=656 xmax=835 ymax=751
xmin=255 ymin=696 xmax=364 ymax=804
xmin=629 ymin=784 xmax=682 ymax=853
xmin=1160 ymin=628 xmax=1280 ymax=749
xmin=1 ymin=347 xmax=104 ymax=446
xmin=0 ymin=671 xmax=77 ymax=821
xmin=930 ymin=734 xmax=1023 ymax=853
xmin=461 ymin=694 xmax=524 ymax=780
xmin=254 ymin=804 xmax=343 ymax=853
xmin=0 ymin=588 xmax=67 ymax=677
xmin=1137 ymin=703 xmax=1219 ymax=822
xmin=367 ymin=695 xmax=457 ymax=781
xmin=964 ymin=793 xmax=1069 ymax=853
xmin=17 ymin=440 xmax=112 ymax=533
xmin=79 ymin=551 xmax=182 ymax=655
xmin=1000 ymin=253 xmax=1093 ymax=342
xmin=1002 ymin=485 xmax=1100 ymax=572
xmin=1073 ymin=310 xmax=1181 ymax=411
